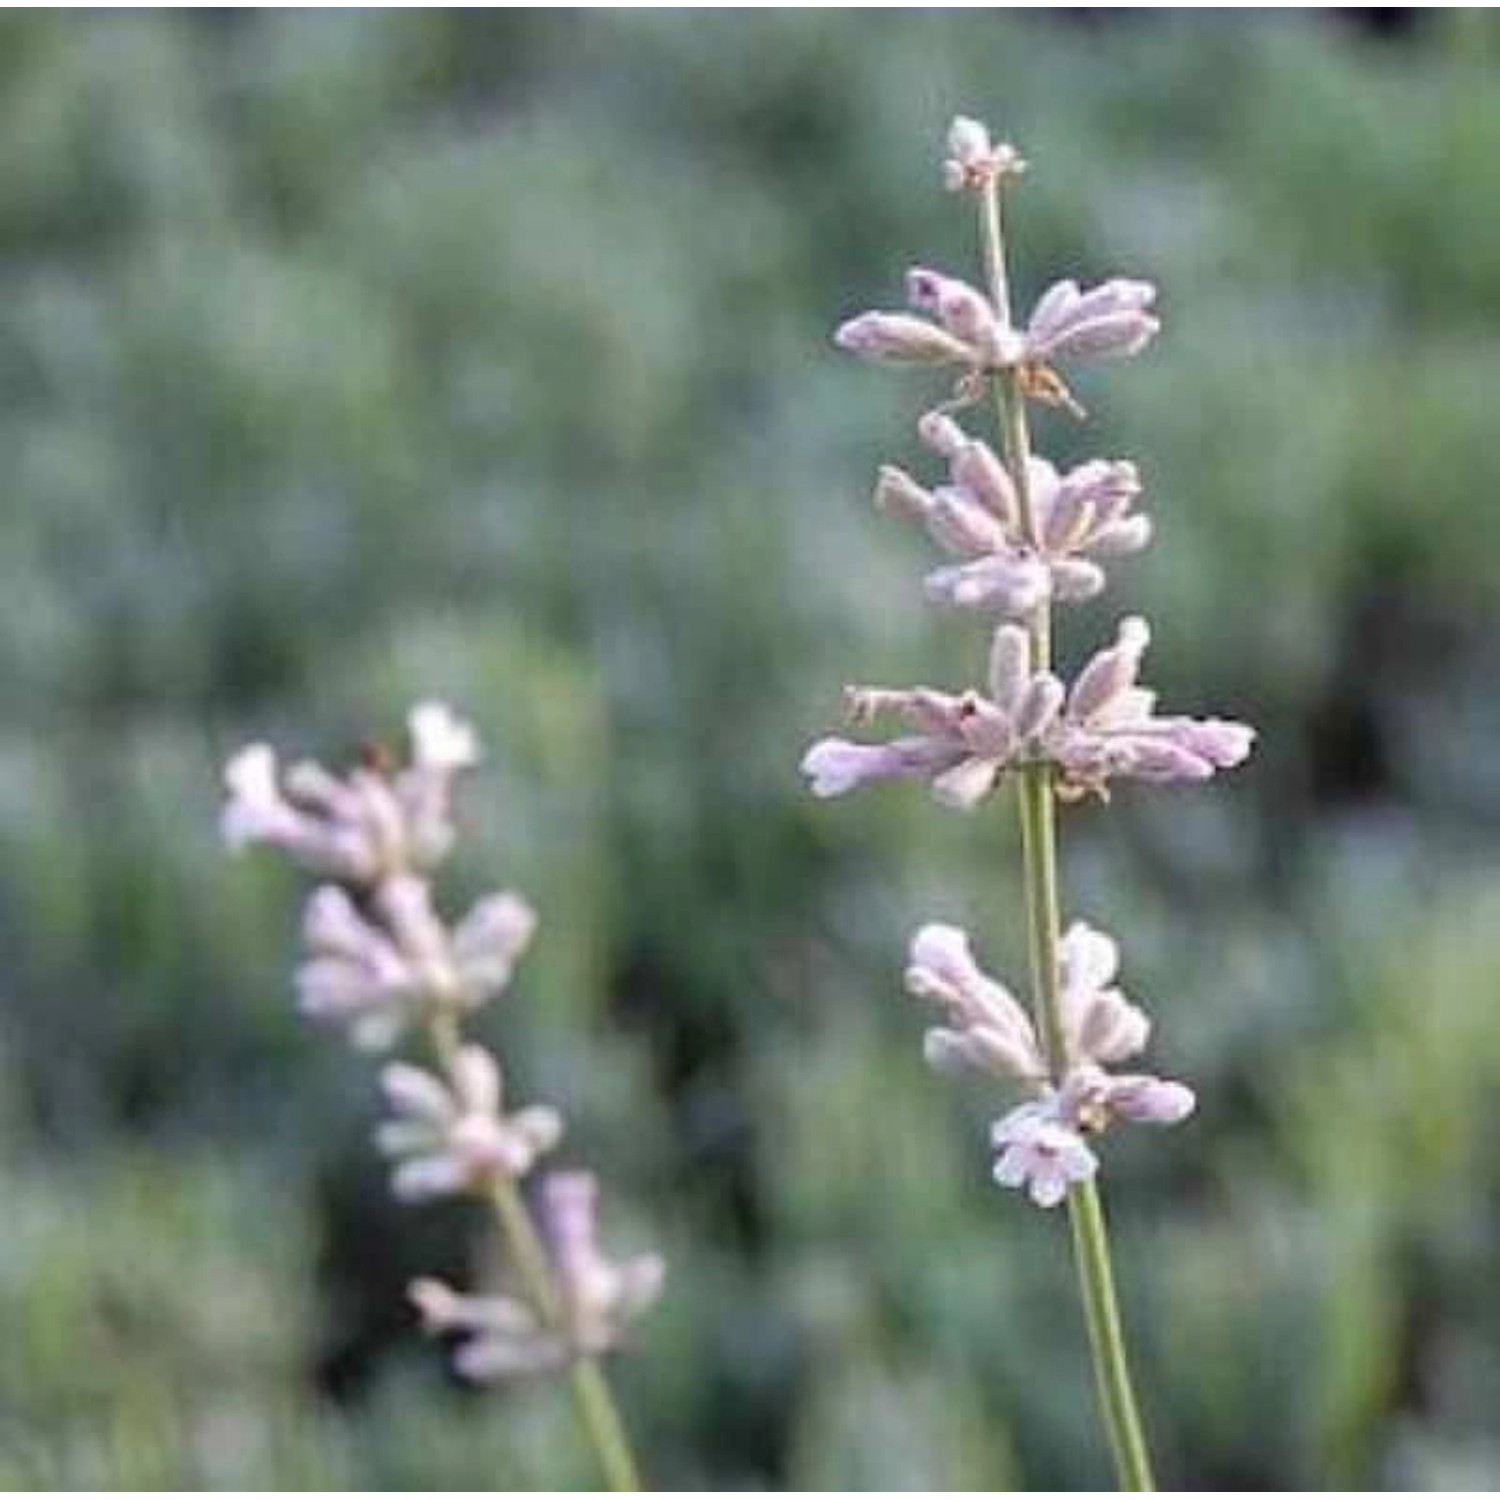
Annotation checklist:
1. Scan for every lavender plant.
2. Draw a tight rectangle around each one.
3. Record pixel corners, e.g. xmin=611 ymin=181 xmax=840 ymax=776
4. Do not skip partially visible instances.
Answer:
xmin=801 ymin=118 xmax=1254 ymax=1489
xmin=220 ymin=703 xmax=661 ymax=1491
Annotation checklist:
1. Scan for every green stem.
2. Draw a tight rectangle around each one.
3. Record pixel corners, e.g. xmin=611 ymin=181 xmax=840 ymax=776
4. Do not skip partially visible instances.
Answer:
xmin=426 ymin=1016 xmax=644 ymax=1491
xmin=977 ymin=176 xmax=1155 ymax=1493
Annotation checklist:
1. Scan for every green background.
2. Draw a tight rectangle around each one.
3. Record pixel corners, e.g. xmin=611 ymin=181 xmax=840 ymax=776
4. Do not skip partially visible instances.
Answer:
xmin=2 ymin=10 xmax=1500 ymax=1488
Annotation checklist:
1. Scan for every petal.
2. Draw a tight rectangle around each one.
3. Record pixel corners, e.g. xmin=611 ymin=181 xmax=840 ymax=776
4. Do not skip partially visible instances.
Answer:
xmin=381 ymin=1061 xmax=456 ymax=1124
xmin=1067 ymin=617 xmax=1152 ymax=723
xmin=1108 ymin=1074 xmax=1196 ymax=1125
xmin=834 ymin=311 xmax=976 ymax=367
xmin=392 ymin=1153 xmax=470 ymax=1203
xmin=451 ymin=1044 xmax=503 ymax=1116
xmin=409 ymin=702 xmax=481 ymax=772
xmin=931 ymin=755 xmax=1003 ymax=810
xmin=987 ymin=623 xmax=1033 ymax=716
xmin=1060 ymin=921 xmax=1121 ymax=994
xmin=951 ymin=440 xmax=1019 ymax=526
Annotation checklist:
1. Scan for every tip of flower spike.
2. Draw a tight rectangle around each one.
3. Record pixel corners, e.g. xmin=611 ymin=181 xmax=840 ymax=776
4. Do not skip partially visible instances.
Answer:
xmin=409 ymin=702 xmax=481 ymax=772
xmin=942 ymin=116 xmax=1026 ymax=192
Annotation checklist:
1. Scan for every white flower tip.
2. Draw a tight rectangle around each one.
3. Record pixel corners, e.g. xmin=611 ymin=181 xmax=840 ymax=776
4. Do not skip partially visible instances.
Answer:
xmin=220 ymin=743 xmax=284 ymax=848
xmin=408 ymin=1277 xmax=462 ymax=1331
xmin=800 ymin=738 xmax=865 ymax=799
xmin=409 ymin=701 xmax=481 ymax=772
xmin=909 ymin=922 xmax=972 ymax=976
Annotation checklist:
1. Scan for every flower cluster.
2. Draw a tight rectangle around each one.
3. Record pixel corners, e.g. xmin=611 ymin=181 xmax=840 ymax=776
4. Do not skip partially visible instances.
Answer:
xmin=906 ymin=923 xmax=1192 ymax=1207
xmin=803 ymin=616 xmax=1252 ymax=810
xmin=876 ymin=408 xmax=1151 ymax=614
xmin=220 ymin=703 xmax=662 ymax=1374
xmin=803 ymin=116 xmax=1255 ymax=1211
xmin=835 ymin=264 xmax=1158 ymax=420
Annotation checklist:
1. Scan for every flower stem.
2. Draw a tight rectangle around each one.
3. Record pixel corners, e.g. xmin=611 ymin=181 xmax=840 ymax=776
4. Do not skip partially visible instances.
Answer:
xmin=977 ymin=177 xmax=1156 ymax=1493
xmin=426 ymin=1015 xmax=644 ymax=1491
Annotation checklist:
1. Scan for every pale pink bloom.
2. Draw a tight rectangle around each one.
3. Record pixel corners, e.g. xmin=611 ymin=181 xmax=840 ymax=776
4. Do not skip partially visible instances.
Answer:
xmin=991 ymin=1102 xmax=1098 ymax=1208
xmin=221 ymin=745 xmax=383 ymax=882
xmin=800 ymin=624 xmax=1062 ymax=811
xmin=376 ymin=1044 xmax=562 ymax=1202
xmin=540 ymin=1172 xmax=666 ymax=1359
xmin=219 ymin=703 xmax=483 ymax=882
xmin=1056 ymin=921 xmax=1151 ymax=1065
xmin=408 ymin=1277 xmax=567 ymax=1380
xmin=1048 ymin=616 xmax=1256 ymax=797
xmin=1026 ymin=278 xmax=1161 ymax=365
xmin=903 ymin=923 xmax=1043 ymax=1082
xmin=879 ymin=415 xmax=1152 ymax=615
xmin=833 ymin=311 xmax=978 ymax=368
xmin=1057 ymin=1062 xmax=1196 ymax=1130
xmin=296 ymin=885 xmax=423 ymax=1050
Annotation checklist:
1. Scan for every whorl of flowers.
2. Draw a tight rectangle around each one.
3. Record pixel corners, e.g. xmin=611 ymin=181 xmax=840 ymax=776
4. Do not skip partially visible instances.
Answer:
xmin=220 ymin=704 xmax=662 ymax=1377
xmin=803 ymin=117 xmax=1255 ymax=1210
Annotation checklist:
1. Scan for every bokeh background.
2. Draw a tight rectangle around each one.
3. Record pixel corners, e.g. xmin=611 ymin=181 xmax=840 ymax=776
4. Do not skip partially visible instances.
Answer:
xmin=3 ymin=9 xmax=1500 ymax=1489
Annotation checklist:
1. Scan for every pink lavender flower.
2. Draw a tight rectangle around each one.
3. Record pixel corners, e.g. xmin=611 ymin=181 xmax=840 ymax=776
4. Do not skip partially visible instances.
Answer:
xmin=832 ymin=267 xmax=1158 ymax=414
xmin=876 ymin=412 xmax=1151 ymax=613
xmin=296 ymin=884 xmax=424 ymax=1049
xmin=294 ymin=877 xmax=537 ymax=1049
xmin=903 ymin=923 xmax=1043 ymax=1082
xmin=377 ymin=1045 xmax=562 ymax=1202
xmin=541 ymin=1172 xmax=667 ymax=1359
xmin=801 ymin=624 xmax=1062 ymax=810
xmin=410 ymin=1173 xmax=665 ymax=1381
xmin=991 ymin=1103 xmax=1099 ymax=1208
xmin=408 ymin=1277 xmax=568 ymax=1380
xmin=1051 ymin=617 xmax=1256 ymax=799
xmin=833 ymin=311 xmax=980 ymax=368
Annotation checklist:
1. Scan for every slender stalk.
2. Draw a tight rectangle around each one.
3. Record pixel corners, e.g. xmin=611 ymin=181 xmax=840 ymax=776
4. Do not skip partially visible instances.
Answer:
xmin=977 ymin=177 xmax=1155 ymax=1493
xmin=426 ymin=1014 xmax=644 ymax=1492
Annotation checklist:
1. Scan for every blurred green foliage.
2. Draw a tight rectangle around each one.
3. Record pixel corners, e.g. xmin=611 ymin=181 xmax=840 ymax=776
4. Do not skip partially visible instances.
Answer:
xmin=1 ymin=9 xmax=1500 ymax=1489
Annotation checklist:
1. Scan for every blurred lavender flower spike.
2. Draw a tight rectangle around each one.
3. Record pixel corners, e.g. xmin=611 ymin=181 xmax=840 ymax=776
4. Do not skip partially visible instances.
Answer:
xmin=880 ymin=412 xmax=1151 ymax=614
xmin=409 ymin=1277 xmax=569 ymax=1381
xmin=801 ymin=623 xmax=1062 ymax=810
xmin=219 ymin=702 xmax=481 ymax=883
xmin=942 ymin=115 xmax=1026 ymax=193
xmin=543 ymin=1171 xmax=666 ymax=1358
xmin=1050 ymin=616 xmax=1256 ymax=799
xmin=903 ymin=923 xmax=1044 ymax=1082
xmin=992 ymin=1102 xmax=1099 ymax=1208
xmin=377 ymin=1045 xmax=562 ymax=1202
